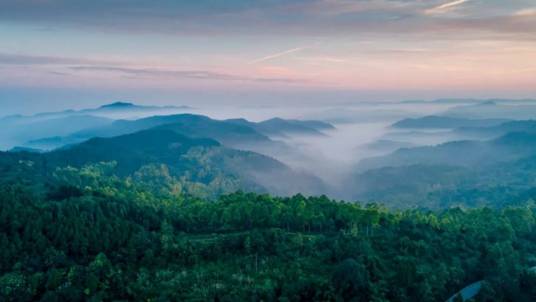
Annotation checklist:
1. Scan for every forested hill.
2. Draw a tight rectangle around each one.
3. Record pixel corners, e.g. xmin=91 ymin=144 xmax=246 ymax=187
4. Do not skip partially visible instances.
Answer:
xmin=3 ymin=106 xmax=536 ymax=300
xmin=392 ymin=115 xmax=508 ymax=129
xmin=358 ymin=131 xmax=536 ymax=172
xmin=454 ymin=120 xmax=536 ymax=140
xmin=0 ymin=129 xmax=326 ymax=198
xmin=25 ymin=113 xmax=334 ymax=151
xmin=351 ymin=131 xmax=536 ymax=208
xmin=225 ymin=117 xmax=334 ymax=137
xmin=2 ymin=128 xmax=536 ymax=301
xmin=1 ymin=174 xmax=536 ymax=301
xmin=28 ymin=114 xmax=271 ymax=150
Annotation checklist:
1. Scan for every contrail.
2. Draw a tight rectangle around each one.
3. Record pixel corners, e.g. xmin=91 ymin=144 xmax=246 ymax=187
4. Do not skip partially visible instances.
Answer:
xmin=249 ymin=47 xmax=305 ymax=64
xmin=425 ymin=0 xmax=469 ymax=14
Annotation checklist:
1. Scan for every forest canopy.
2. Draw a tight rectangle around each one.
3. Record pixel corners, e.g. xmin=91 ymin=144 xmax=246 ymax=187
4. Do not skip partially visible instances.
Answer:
xmin=1 ymin=163 xmax=536 ymax=301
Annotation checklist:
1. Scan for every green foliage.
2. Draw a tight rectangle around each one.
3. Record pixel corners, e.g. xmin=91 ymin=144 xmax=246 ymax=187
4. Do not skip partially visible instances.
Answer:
xmin=2 ymin=175 xmax=536 ymax=301
xmin=353 ymin=130 xmax=536 ymax=209
xmin=0 ymin=127 xmax=324 ymax=199
xmin=2 ymin=133 xmax=536 ymax=300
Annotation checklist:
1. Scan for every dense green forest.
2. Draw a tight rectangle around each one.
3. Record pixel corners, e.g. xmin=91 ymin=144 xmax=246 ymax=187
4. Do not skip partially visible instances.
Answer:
xmin=4 ymin=106 xmax=536 ymax=300
xmin=4 ymin=0 xmax=536 ymax=299
xmin=1 ymin=129 xmax=325 ymax=198
xmin=353 ymin=128 xmax=536 ymax=208
xmin=2 ymin=162 xmax=536 ymax=301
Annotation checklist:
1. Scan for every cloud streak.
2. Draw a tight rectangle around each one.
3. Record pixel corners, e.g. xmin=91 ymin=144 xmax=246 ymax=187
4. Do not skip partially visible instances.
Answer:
xmin=0 ymin=53 xmax=110 ymax=66
xmin=425 ymin=0 xmax=469 ymax=14
xmin=249 ymin=47 xmax=306 ymax=64
xmin=0 ymin=0 xmax=534 ymax=40
xmin=0 ymin=52 xmax=306 ymax=84
xmin=1 ymin=1 xmax=535 ymax=95
xmin=70 ymin=65 xmax=305 ymax=84
xmin=514 ymin=8 xmax=536 ymax=16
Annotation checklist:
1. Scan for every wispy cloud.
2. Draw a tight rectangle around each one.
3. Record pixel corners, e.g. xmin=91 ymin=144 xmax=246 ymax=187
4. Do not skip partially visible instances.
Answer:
xmin=296 ymin=55 xmax=347 ymax=65
xmin=0 ymin=52 xmax=306 ymax=84
xmin=70 ymin=65 xmax=305 ymax=83
xmin=514 ymin=8 xmax=536 ymax=17
xmin=249 ymin=47 xmax=306 ymax=64
xmin=0 ymin=1 xmax=533 ymax=41
xmin=72 ymin=66 xmax=240 ymax=81
xmin=0 ymin=53 xmax=108 ymax=65
xmin=424 ymin=0 xmax=469 ymax=15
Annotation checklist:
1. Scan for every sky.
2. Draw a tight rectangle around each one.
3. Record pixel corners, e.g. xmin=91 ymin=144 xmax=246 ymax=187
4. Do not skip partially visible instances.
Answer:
xmin=1 ymin=0 xmax=536 ymax=113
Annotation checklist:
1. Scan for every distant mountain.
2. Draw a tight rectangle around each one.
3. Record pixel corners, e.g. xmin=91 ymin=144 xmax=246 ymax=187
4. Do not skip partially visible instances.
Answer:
xmin=364 ymin=140 xmax=416 ymax=153
xmin=98 ymin=101 xmax=138 ymax=109
xmin=0 ymin=102 xmax=193 ymax=150
xmin=26 ymin=114 xmax=333 ymax=151
xmin=3 ymin=129 xmax=326 ymax=197
xmin=226 ymin=117 xmax=334 ymax=137
xmin=154 ymin=115 xmax=272 ymax=146
xmin=0 ymin=115 xmax=114 ymax=150
xmin=454 ymin=120 xmax=536 ymax=140
xmin=401 ymin=98 xmax=496 ymax=105
xmin=33 ymin=114 xmax=272 ymax=149
xmin=445 ymin=102 xmax=536 ymax=120
xmin=392 ymin=115 xmax=508 ymax=129
xmin=357 ymin=131 xmax=536 ymax=172
xmin=14 ymin=101 xmax=188 ymax=122
xmin=85 ymin=101 xmax=192 ymax=117
xmin=400 ymin=98 xmax=536 ymax=105
xmin=379 ymin=129 xmax=460 ymax=148
xmin=1 ymin=101 xmax=191 ymax=122
xmin=350 ymin=130 xmax=536 ymax=208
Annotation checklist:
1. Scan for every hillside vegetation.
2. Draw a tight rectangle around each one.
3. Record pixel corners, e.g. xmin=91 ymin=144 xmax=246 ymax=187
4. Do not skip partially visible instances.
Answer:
xmin=2 ymin=168 xmax=536 ymax=301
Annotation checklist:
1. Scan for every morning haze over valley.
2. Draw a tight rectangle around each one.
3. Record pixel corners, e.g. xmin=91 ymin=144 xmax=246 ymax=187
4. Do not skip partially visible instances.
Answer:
xmin=1 ymin=1 xmax=536 ymax=301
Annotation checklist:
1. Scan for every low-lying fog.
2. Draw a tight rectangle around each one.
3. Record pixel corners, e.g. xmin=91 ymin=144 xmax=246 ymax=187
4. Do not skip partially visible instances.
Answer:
xmin=190 ymin=101 xmax=460 ymax=192
xmin=4 ymin=99 xmax=509 ymax=199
